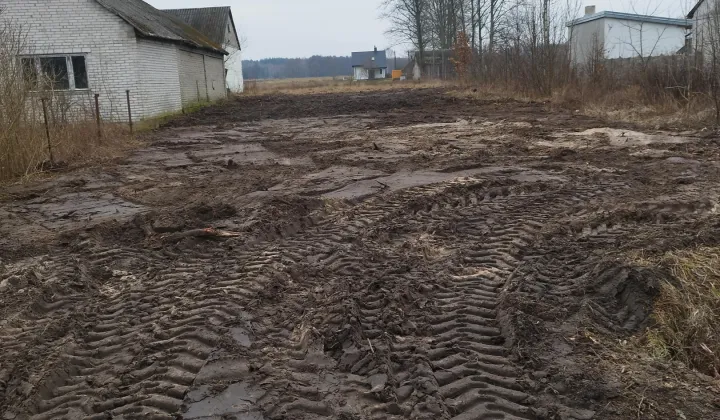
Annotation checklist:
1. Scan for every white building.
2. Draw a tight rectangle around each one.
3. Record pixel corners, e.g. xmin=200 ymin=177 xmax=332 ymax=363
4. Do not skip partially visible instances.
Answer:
xmin=352 ymin=48 xmax=387 ymax=80
xmin=568 ymin=6 xmax=692 ymax=67
xmin=0 ymin=0 xmax=231 ymax=121
xmin=164 ymin=7 xmax=244 ymax=93
xmin=687 ymin=0 xmax=720 ymax=60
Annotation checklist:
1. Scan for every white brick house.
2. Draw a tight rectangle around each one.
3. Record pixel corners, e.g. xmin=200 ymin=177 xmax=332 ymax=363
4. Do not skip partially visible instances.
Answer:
xmin=0 ymin=0 xmax=229 ymax=121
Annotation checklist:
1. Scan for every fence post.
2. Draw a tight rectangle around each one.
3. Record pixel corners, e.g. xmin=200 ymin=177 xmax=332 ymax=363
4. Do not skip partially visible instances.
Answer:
xmin=126 ymin=89 xmax=133 ymax=135
xmin=196 ymin=80 xmax=201 ymax=103
xmin=41 ymin=98 xmax=54 ymax=165
xmin=94 ymin=93 xmax=102 ymax=141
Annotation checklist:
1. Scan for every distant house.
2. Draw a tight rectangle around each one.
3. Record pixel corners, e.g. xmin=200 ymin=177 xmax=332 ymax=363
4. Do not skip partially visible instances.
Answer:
xmin=0 ymin=0 xmax=229 ymax=121
xmin=687 ymin=0 xmax=720 ymax=60
xmin=352 ymin=47 xmax=387 ymax=80
xmin=568 ymin=6 xmax=692 ymax=66
xmin=164 ymin=7 xmax=244 ymax=93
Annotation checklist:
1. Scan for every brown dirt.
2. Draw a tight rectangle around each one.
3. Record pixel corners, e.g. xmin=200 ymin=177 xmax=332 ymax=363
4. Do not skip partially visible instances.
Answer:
xmin=1 ymin=88 xmax=719 ymax=420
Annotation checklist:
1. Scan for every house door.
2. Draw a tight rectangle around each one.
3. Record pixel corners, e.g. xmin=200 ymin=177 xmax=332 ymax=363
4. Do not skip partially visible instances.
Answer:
xmin=369 ymin=69 xmax=376 ymax=80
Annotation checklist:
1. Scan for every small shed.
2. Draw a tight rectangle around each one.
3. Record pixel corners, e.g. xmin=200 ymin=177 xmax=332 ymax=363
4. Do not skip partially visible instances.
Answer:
xmin=351 ymin=48 xmax=387 ymax=80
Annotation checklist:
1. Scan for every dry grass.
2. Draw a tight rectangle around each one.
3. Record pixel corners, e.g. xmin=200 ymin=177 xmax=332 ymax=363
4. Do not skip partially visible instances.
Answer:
xmin=643 ymin=248 xmax=720 ymax=377
xmin=243 ymin=76 xmax=449 ymax=95
xmin=0 ymin=121 xmax=139 ymax=183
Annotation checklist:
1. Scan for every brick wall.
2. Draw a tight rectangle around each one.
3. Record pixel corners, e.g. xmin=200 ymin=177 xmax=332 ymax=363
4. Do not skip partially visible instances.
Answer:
xmin=0 ymin=0 xmax=141 ymax=121
xmin=137 ymin=39 xmax=182 ymax=118
xmin=204 ymin=54 xmax=226 ymax=101
xmin=177 ymin=47 xmax=226 ymax=107
xmin=0 ymin=0 xmax=223 ymax=121
xmin=226 ymin=46 xmax=244 ymax=93
xmin=177 ymin=49 xmax=207 ymax=106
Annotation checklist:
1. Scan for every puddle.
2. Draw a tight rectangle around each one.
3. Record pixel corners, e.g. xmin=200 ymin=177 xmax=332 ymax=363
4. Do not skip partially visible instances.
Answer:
xmin=666 ymin=156 xmax=701 ymax=165
xmin=566 ymin=128 xmax=691 ymax=147
xmin=230 ymin=327 xmax=253 ymax=347
xmin=195 ymin=359 xmax=250 ymax=383
xmin=322 ymin=167 xmax=555 ymax=200
xmin=268 ymin=166 xmax=387 ymax=195
xmin=10 ymin=192 xmax=144 ymax=230
xmin=189 ymin=143 xmax=278 ymax=162
xmin=184 ymin=382 xmax=266 ymax=420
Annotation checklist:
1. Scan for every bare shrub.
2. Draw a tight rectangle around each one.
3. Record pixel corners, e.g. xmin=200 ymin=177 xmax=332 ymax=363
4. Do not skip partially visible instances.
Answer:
xmin=0 ymin=14 xmax=133 ymax=182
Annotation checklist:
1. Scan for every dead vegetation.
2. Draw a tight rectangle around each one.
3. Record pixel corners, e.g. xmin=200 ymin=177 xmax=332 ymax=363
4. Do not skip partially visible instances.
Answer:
xmin=645 ymin=248 xmax=720 ymax=377
xmin=242 ymin=76 xmax=448 ymax=95
xmin=0 ymin=14 xmax=136 ymax=183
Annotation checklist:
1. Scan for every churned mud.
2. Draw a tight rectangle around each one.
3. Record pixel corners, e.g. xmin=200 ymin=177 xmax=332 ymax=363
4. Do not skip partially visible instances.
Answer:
xmin=1 ymin=88 xmax=719 ymax=420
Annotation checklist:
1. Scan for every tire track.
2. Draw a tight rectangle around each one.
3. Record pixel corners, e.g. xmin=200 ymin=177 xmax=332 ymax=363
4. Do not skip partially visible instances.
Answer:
xmin=5 ymin=175 xmax=629 ymax=419
xmin=248 ymin=177 xmax=628 ymax=419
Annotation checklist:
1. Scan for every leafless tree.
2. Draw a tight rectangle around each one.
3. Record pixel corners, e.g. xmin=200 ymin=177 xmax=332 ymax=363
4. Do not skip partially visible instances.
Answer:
xmin=383 ymin=0 xmax=429 ymax=66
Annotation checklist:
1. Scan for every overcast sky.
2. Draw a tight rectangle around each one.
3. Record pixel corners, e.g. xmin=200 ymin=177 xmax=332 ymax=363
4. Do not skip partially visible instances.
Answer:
xmin=147 ymin=0 xmax=693 ymax=60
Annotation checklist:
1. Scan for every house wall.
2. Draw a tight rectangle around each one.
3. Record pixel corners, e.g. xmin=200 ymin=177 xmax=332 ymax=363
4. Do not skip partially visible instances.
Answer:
xmin=354 ymin=67 xmax=368 ymax=80
xmin=353 ymin=67 xmax=386 ymax=80
xmin=204 ymin=53 xmax=226 ymax=101
xmin=693 ymin=0 xmax=715 ymax=60
xmin=604 ymin=18 xmax=688 ymax=59
xmin=0 ymin=0 xmax=141 ymax=121
xmin=177 ymin=48 xmax=226 ymax=106
xmin=226 ymin=46 xmax=244 ymax=93
xmin=136 ymin=39 xmax=182 ymax=118
xmin=569 ymin=19 xmax=606 ymax=66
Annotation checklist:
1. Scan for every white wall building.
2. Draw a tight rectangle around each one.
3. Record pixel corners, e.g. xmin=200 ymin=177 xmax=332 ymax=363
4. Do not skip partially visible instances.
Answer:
xmin=568 ymin=6 xmax=692 ymax=67
xmin=164 ymin=7 xmax=244 ymax=93
xmin=351 ymin=48 xmax=388 ymax=80
xmin=0 ymin=0 xmax=230 ymax=121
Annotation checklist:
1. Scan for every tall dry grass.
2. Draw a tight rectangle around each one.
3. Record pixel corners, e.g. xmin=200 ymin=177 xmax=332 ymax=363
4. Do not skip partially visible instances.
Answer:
xmin=0 ymin=14 xmax=134 ymax=183
xmin=242 ymin=77 xmax=449 ymax=96
xmin=643 ymin=248 xmax=720 ymax=377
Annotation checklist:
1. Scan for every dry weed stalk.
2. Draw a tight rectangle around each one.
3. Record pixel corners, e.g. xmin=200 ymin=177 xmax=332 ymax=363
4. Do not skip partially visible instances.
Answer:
xmin=0 ymin=14 xmax=134 ymax=182
xmin=647 ymin=247 xmax=720 ymax=377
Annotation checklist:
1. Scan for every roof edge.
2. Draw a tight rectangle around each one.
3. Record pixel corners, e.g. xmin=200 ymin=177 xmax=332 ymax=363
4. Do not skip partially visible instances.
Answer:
xmin=94 ymin=0 xmax=227 ymax=54
xmin=688 ymin=0 xmax=704 ymax=18
xmin=567 ymin=11 xmax=692 ymax=28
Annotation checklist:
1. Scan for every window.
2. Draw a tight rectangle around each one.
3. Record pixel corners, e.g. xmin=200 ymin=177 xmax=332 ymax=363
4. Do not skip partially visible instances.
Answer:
xmin=40 ymin=57 xmax=69 ymax=90
xmin=21 ymin=55 xmax=89 ymax=91
xmin=71 ymin=56 xmax=88 ymax=89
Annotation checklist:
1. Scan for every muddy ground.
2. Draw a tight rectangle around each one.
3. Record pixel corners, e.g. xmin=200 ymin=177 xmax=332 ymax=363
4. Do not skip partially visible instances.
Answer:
xmin=1 ymin=88 xmax=719 ymax=420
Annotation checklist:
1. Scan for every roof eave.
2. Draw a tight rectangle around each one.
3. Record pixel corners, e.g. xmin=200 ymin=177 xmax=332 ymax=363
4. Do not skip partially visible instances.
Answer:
xmin=135 ymin=31 xmax=227 ymax=55
xmin=227 ymin=9 xmax=242 ymax=51
xmin=688 ymin=0 xmax=704 ymax=18
xmin=567 ymin=12 xmax=692 ymax=28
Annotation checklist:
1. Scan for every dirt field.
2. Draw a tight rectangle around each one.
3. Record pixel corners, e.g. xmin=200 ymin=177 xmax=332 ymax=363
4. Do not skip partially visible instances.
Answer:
xmin=1 ymin=88 xmax=719 ymax=420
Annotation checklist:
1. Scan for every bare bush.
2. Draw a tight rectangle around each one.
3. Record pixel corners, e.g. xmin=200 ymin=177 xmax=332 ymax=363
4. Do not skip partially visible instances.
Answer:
xmin=0 ymin=14 xmax=134 ymax=182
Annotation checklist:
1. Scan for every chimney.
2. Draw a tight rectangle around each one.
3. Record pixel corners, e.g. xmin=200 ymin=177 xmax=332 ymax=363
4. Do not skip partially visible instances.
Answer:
xmin=374 ymin=46 xmax=377 ymax=53
xmin=585 ymin=5 xmax=596 ymax=15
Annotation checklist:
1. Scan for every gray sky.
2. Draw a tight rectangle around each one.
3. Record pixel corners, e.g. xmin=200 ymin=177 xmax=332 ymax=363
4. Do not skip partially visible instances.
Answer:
xmin=147 ymin=0 xmax=693 ymax=60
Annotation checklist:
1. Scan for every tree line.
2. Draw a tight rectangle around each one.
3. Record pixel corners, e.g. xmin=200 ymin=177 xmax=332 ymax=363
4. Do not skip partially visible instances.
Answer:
xmin=243 ymin=56 xmax=353 ymax=80
xmin=382 ymin=0 xmax=574 ymax=92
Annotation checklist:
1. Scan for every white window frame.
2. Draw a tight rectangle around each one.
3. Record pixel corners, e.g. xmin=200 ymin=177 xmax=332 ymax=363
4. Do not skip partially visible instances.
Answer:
xmin=21 ymin=54 xmax=90 ymax=91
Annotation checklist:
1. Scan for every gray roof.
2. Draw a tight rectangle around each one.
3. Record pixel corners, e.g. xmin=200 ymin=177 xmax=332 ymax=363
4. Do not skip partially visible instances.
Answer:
xmin=567 ymin=11 xmax=692 ymax=28
xmin=94 ymin=0 xmax=226 ymax=54
xmin=163 ymin=7 xmax=240 ymax=50
xmin=351 ymin=50 xmax=387 ymax=69
xmin=688 ymin=0 xmax=704 ymax=18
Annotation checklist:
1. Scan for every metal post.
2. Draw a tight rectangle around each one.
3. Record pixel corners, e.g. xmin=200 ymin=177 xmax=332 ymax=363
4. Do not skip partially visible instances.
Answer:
xmin=41 ymin=98 xmax=54 ymax=165
xmin=196 ymin=80 xmax=201 ymax=103
xmin=126 ymin=89 xmax=133 ymax=135
xmin=94 ymin=93 xmax=102 ymax=140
